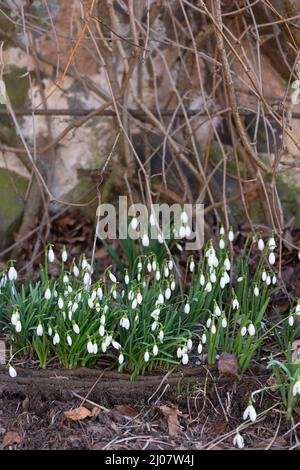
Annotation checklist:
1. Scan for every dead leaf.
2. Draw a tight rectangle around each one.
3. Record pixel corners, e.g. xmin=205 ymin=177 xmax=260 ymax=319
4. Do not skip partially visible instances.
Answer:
xmin=213 ymin=422 xmax=227 ymax=434
xmin=2 ymin=431 xmax=21 ymax=448
xmin=159 ymin=405 xmax=181 ymax=436
xmin=218 ymin=352 xmax=239 ymax=378
xmin=90 ymin=406 xmax=101 ymax=417
xmin=55 ymin=216 xmax=76 ymax=229
xmin=22 ymin=396 xmax=29 ymax=412
xmin=111 ymin=404 xmax=139 ymax=420
xmin=64 ymin=406 xmax=91 ymax=421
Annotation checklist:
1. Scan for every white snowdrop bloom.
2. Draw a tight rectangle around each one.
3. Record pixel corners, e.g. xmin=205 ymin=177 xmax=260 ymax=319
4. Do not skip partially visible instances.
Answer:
xmin=288 ymin=315 xmax=294 ymax=327
xmin=153 ymin=344 xmax=159 ymax=356
xmin=99 ymin=324 xmax=105 ymax=336
xmin=155 ymin=270 xmax=161 ymax=281
xmin=0 ymin=274 xmax=7 ymax=287
xmin=197 ymin=343 xmax=203 ymax=354
xmin=9 ymin=366 xmax=17 ymax=378
xmin=248 ymin=323 xmax=255 ymax=336
xmin=100 ymin=314 xmax=106 ymax=325
xmin=103 ymin=305 xmax=109 ymax=313
xmin=164 ymin=266 xmax=169 ymax=278
xmin=220 ymin=225 xmax=225 ymax=236
xmin=123 ymin=317 xmax=130 ymax=330
xmin=112 ymin=340 xmax=121 ymax=350
xmin=53 ymin=332 xmax=60 ymax=345
xmin=228 ymin=230 xmax=234 ymax=242
xmin=182 ymin=347 xmax=187 ymax=355
xmin=224 ymin=271 xmax=230 ymax=284
xmin=268 ymin=237 xmax=276 ymax=251
xmin=109 ymin=272 xmax=117 ymax=283
xmin=151 ymin=308 xmax=160 ymax=320
xmin=137 ymin=261 xmax=143 ymax=272
xmin=90 ymin=290 xmax=96 ymax=301
xmin=202 ymin=333 xmax=207 ymax=344
xmin=152 ymin=259 xmax=157 ymax=271
xmin=83 ymin=272 xmax=91 ymax=286
xmin=220 ymin=276 xmax=226 ymax=289
xmin=184 ymin=303 xmax=190 ymax=314
xmin=48 ymin=326 xmax=53 ymax=336
xmin=124 ymin=274 xmax=130 ymax=285
xmin=128 ymin=290 xmax=134 ymax=301
xmin=147 ymin=262 xmax=152 ymax=273
xmin=185 ymin=225 xmax=192 ymax=238
xmin=205 ymin=246 xmax=215 ymax=259
xmin=67 ymin=335 xmax=72 ymax=347
xmin=241 ymin=326 xmax=247 ymax=337
xmin=149 ymin=213 xmax=156 ymax=226
xmin=144 ymin=350 xmax=150 ymax=362
xmin=179 ymin=225 xmax=186 ymax=239
xmin=168 ymin=259 xmax=174 ymax=270
xmin=93 ymin=342 xmax=98 ymax=354
xmin=298 ymin=251 xmax=300 ymax=261
xmin=296 ymin=303 xmax=300 ymax=315
xmin=262 ymin=271 xmax=267 ymax=282
xmin=233 ymin=432 xmax=244 ymax=449
xmin=180 ymin=211 xmax=189 ymax=224
xmin=222 ymin=317 xmax=227 ymax=328
xmin=187 ymin=339 xmax=193 ymax=351
xmin=48 ymin=248 xmax=55 ymax=263
xmin=206 ymin=318 xmax=212 ymax=328
xmin=130 ymin=217 xmax=139 ymax=230
xmin=272 ymin=275 xmax=277 ymax=285
xmin=112 ymin=289 xmax=117 ymax=300
xmin=165 ymin=287 xmax=171 ymax=300
xmin=171 ymin=280 xmax=176 ymax=291
xmin=61 ymin=248 xmax=68 ymax=263
xmin=214 ymin=304 xmax=221 ymax=317
xmin=157 ymin=232 xmax=164 ymax=244
xmin=266 ymin=275 xmax=271 ymax=286
xmin=68 ymin=310 xmax=72 ymax=321
xmin=64 ymin=290 xmax=69 ymax=297
xmin=211 ymin=323 xmax=216 ymax=335
xmin=137 ymin=292 xmax=143 ymax=304
xmin=243 ymin=404 xmax=257 ymax=422
xmin=44 ymin=287 xmax=51 ymax=300
xmin=232 ymin=298 xmax=239 ymax=310
xmin=156 ymin=293 xmax=164 ymax=305
xmin=73 ymin=323 xmax=80 ymax=334
xmin=200 ymin=273 xmax=205 ymax=286
xmin=81 ymin=257 xmax=88 ymax=269
xmin=219 ymin=238 xmax=225 ymax=250
xmin=88 ymin=297 xmax=94 ymax=309
xmin=72 ymin=302 xmax=78 ymax=313
xmin=254 ymin=286 xmax=259 ymax=297
xmin=37 ymin=323 xmax=43 ymax=336
xmin=87 ymin=340 xmax=94 ymax=354
xmin=118 ymin=353 xmax=124 ymax=365
xmin=177 ymin=347 xmax=183 ymax=359
xmin=210 ymin=271 xmax=217 ymax=283
xmin=182 ymin=353 xmax=189 ymax=365
xmin=101 ymin=342 xmax=107 ymax=353
xmin=258 ymin=238 xmax=265 ymax=251
xmin=142 ymin=233 xmax=150 ymax=247
xmin=11 ymin=311 xmax=19 ymax=326
xmin=15 ymin=320 xmax=22 ymax=333
xmin=73 ymin=264 xmax=79 ymax=277
xmin=224 ymin=258 xmax=231 ymax=271
xmin=205 ymin=282 xmax=212 ymax=293
xmin=269 ymin=252 xmax=276 ymax=265
xmin=8 ymin=266 xmax=17 ymax=282
xmin=151 ymin=321 xmax=158 ymax=332
xmin=62 ymin=311 xmax=66 ymax=321
xmin=237 ymin=277 xmax=243 ymax=283
xmin=158 ymin=330 xmax=164 ymax=343
xmin=76 ymin=293 xmax=82 ymax=302
xmin=132 ymin=298 xmax=138 ymax=310
xmin=63 ymin=274 xmax=69 ymax=284
xmin=292 ymin=379 xmax=300 ymax=397
xmin=58 ymin=297 xmax=64 ymax=309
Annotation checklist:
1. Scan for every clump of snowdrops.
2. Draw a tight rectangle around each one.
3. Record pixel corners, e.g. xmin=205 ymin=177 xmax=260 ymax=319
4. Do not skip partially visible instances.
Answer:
xmin=1 ymin=217 xmax=299 ymax=381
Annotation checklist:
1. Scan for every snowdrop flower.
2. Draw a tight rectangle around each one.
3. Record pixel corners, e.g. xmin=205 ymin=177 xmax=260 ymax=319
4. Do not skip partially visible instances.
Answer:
xmin=151 ymin=321 xmax=158 ymax=332
xmin=168 ymin=259 xmax=174 ymax=270
xmin=164 ymin=266 xmax=169 ymax=278
xmin=53 ymin=332 xmax=60 ymax=345
xmin=142 ymin=233 xmax=150 ymax=247
xmin=153 ymin=344 xmax=159 ymax=356
xmin=87 ymin=340 xmax=94 ymax=354
xmin=262 ymin=271 xmax=267 ymax=282
xmin=296 ymin=302 xmax=300 ymax=315
xmin=101 ymin=342 xmax=107 ymax=353
xmin=147 ymin=262 xmax=152 ymax=273
xmin=63 ymin=274 xmax=69 ymax=284
xmin=237 ymin=276 xmax=243 ymax=283
xmin=214 ymin=303 xmax=221 ymax=317
xmin=206 ymin=318 xmax=212 ymax=328
xmin=182 ymin=353 xmax=189 ymax=365
xmin=144 ymin=350 xmax=150 ymax=362
xmin=211 ymin=323 xmax=216 ymax=335
xmin=187 ymin=338 xmax=193 ymax=351
xmin=61 ymin=247 xmax=68 ymax=262
xmin=9 ymin=365 xmax=17 ymax=378
xmin=158 ymin=330 xmax=164 ymax=343
xmin=151 ymin=308 xmax=160 ymax=321
xmin=221 ymin=317 xmax=227 ymax=328
xmin=132 ymin=298 xmax=138 ymax=309
xmin=202 ymin=333 xmax=207 ymax=344
xmin=171 ymin=280 xmax=176 ymax=291
xmin=292 ymin=378 xmax=300 ymax=397
xmin=189 ymin=259 xmax=195 ymax=273
xmin=73 ymin=323 xmax=80 ymax=334
xmin=112 ymin=288 xmax=117 ymax=300
xmin=120 ymin=317 xmax=130 ymax=330
xmin=130 ymin=217 xmax=139 ymax=230
xmin=48 ymin=326 xmax=53 ymax=336
xmin=124 ymin=273 xmax=130 ymax=285
xmin=137 ymin=292 xmax=143 ymax=304
xmin=109 ymin=272 xmax=117 ymax=283
xmin=72 ymin=302 xmax=79 ymax=313
xmin=83 ymin=272 xmax=91 ymax=286
xmin=88 ymin=298 xmax=94 ymax=309
xmin=220 ymin=276 xmax=226 ymax=289
xmin=104 ymin=305 xmax=109 ymax=314
xmin=58 ymin=297 xmax=64 ymax=309
xmin=48 ymin=247 xmax=55 ymax=263
xmin=219 ymin=225 xmax=225 ymax=236
xmin=233 ymin=432 xmax=244 ymax=449
xmin=248 ymin=323 xmax=255 ymax=336
xmin=179 ymin=225 xmax=186 ymax=239
xmin=8 ymin=266 xmax=17 ymax=282
xmin=219 ymin=238 xmax=225 ymax=250
xmin=241 ymin=326 xmax=247 ymax=337
xmin=44 ymin=287 xmax=51 ymax=300
xmin=37 ymin=323 xmax=43 ymax=336
xmin=197 ymin=343 xmax=202 ymax=354
xmin=73 ymin=264 xmax=79 ymax=277
xmin=184 ymin=303 xmax=190 ymax=314
xmin=266 ymin=274 xmax=271 ymax=286
xmin=149 ymin=213 xmax=156 ymax=226
xmin=157 ymin=232 xmax=164 ymax=244
xmin=11 ymin=311 xmax=19 ymax=326
xmin=272 ymin=275 xmax=277 ymax=285
xmin=205 ymin=282 xmax=212 ymax=292
xmin=152 ymin=259 xmax=157 ymax=271
xmin=93 ymin=342 xmax=98 ymax=354
xmin=243 ymin=403 xmax=257 ymax=422
xmin=67 ymin=335 xmax=72 ymax=347
xmin=210 ymin=271 xmax=216 ymax=283
xmin=232 ymin=298 xmax=239 ymax=310
xmin=177 ymin=347 xmax=183 ymax=359
xmin=15 ymin=320 xmax=22 ymax=333
xmin=288 ymin=315 xmax=294 ymax=327
xmin=180 ymin=211 xmax=189 ymax=224
xmin=224 ymin=258 xmax=231 ymax=271
xmin=268 ymin=252 xmax=275 ymax=265
xmin=112 ymin=340 xmax=121 ymax=350
xmin=68 ymin=310 xmax=72 ymax=321
xmin=99 ymin=324 xmax=105 ymax=336
xmin=156 ymin=293 xmax=164 ymax=306
xmin=165 ymin=287 xmax=171 ymax=300
xmin=254 ymin=286 xmax=259 ymax=297
xmin=128 ymin=290 xmax=134 ymax=301
xmin=155 ymin=270 xmax=161 ymax=281
xmin=199 ymin=273 xmax=205 ymax=286
xmin=268 ymin=237 xmax=276 ymax=251
xmin=258 ymin=238 xmax=265 ymax=251
xmin=228 ymin=229 xmax=234 ymax=242
xmin=118 ymin=353 xmax=124 ymax=365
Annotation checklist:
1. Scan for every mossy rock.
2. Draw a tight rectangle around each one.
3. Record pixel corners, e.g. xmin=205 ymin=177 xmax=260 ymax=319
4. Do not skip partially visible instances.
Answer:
xmin=0 ymin=168 xmax=28 ymax=250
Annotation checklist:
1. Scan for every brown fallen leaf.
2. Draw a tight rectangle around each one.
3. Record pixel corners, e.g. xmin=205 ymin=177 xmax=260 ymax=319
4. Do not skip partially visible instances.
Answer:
xmin=64 ymin=406 xmax=92 ymax=421
xmin=159 ymin=405 xmax=182 ymax=436
xmin=2 ymin=431 xmax=22 ymax=448
xmin=218 ymin=352 xmax=239 ymax=378
xmin=22 ymin=396 xmax=29 ymax=412
xmin=113 ymin=404 xmax=139 ymax=418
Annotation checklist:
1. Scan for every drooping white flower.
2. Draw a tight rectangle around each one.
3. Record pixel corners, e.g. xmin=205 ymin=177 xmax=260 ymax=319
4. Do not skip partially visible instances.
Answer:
xmin=248 ymin=323 xmax=255 ymax=336
xmin=185 ymin=224 xmax=191 ymax=238
xmin=182 ymin=353 xmax=189 ymax=365
xmin=151 ymin=321 xmax=158 ymax=332
xmin=164 ymin=266 xmax=169 ymax=278
xmin=288 ymin=315 xmax=294 ymax=327
xmin=63 ymin=274 xmax=69 ymax=284
xmin=53 ymin=332 xmax=60 ymax=345
xmin=214 ymin=303 xmax=221 ymax=317
xmin=205 ymin=282 xmax=212 ymax=293
xmin=266 ymin=274 xmax=271 ymax=286
xmin=83 ymin=272 xmax=91 ymax=286
xmin=8 ymin=266 xmax=17 ymax=282
xmin=292 ymin=379 xmax=300 ymax=397
xmin=9 ymin=365 xmax=17 ymax=378
xmin=219 ymin=225 xmax=225 ymax=236
xmin=67 ymin=335 xmax=72 ymax=347
xmin=124 ymin=273 xmax=130 ymax=285
xmin=233 ymin=432 xmax=244 ymax=449
xmin=109 ymin=272 xmax=117 ymax=283
xmin=184 ymin=303 xmax=190 ymax=314
xmin=156 ymin=293 xmax=164 ymax=306
xmin=237 ymin=276 xmax=243 ymax=283
xmin=189 ymin=260 xmax=195 ymax=273
xmin=219 ymin=238 xmax=225 ymax=250
xmin=99 ymin=324 xmax=105 ymax=336
xmin=220 ymin=276 xmax=226 ymax=289
xmin=254 ymin=286 xmax=259 ymax=297
xmin=272 ymin=275 xmax=277 ymax=285
xmin=187 ymin=338 xmax=193 ymax=351
xmin=228 ymin=229 xmax=234 ymax=242
xmin=118 ymin=353 xmax=124 ymax=365
xmin=243 ymin=403 xmax=257 ymax=422
xmin=206 ymin=318 xmax=212 ymax=329
xmin=296 ymin=302 xmax=300 ymax=315
xmin=48 ymin=326 xmax=53 ymax=336
xmin=241 ymin=326 xmax=247 ymax=337
xmin=72 ymin=302 xmax=78 ymax=313
xmin=157 ymin=232 xmax=164 ymax=244
xmin=112 ymin=340 xmax=121 ymax=350
xmin=268 ymin=252 xmax=276 ymax=265
xmin=137 ymin=292 xmax=143 ymax=304
xmin=153 ymin=344 xmax=159 ymax=356
xmin=155 ymin=270 xmax=161 ymax=281
xmin=58 ymin=297 xmax=64 ymax=309
xmin=222 ymin=317 xmax=227 ymax=328
xmin=224 ymin=258 xmax=231 ymax=271
xmin=211 ymin=323 xmax=216 ymax=335
xmin=61 ymin=247 xmax=68 ymax=262
xmin=179 ymin=225 xmax=186 ymax=239
xmin=67 ymin=285 xmax=73 ymax=294
xmin=44 ymin=287 xmax=51 ymax=300
xmin=262 ymin=271 xmax=267 ymax=282
xmin=149 ymin=213 xmax=156 ymax=226
xmin=48 ymin=247 xmax=55 ymax=263
xmin=73 ymin=264 xmax=79 ymax=277
xmin=132 ymin=298 xmax=138 ymax=310
xmin=37 ymin=323 xmax=43 ymax=336
xmin=171 ymin=280 xmax=176 ymax=291
xmin=93 ymin=342 xmax=98 ymax=354
xmin=165 ymin=287 xmax=171 ymax=300
xmin=15 ymin=320 xmax=22 ymax=333
xmin=11 ymin=311 xmax=19 ymax=326
xmin=199 ymin=273 xmax=205 ymax=286
xmin=197 ymin=343 xmax=202 ymax=354
xmin=73 ymin=323 xmax=80 ymax=334
xmin=144 ymin=350 xmax=150 ymax=362
xmin=142 ymin=233 xmax=150 ymax=247
xmin=232 ymin=298 xmax=239 ymax=310
xmin=87 ymin=340 xmax=94 ymax=354
xmin=177 ymin=347 xmax=182 ymax=358
xmin=210 ymin=271 xmax=216 ymax=283
xmin=147 ymin=262 xmax=152 ymax=273
xmin=202 ymin=333 xmax=207 ymax=344
xmin=258 ymin=238 xmax=265 ymax=251
xmin=101 ymin=342 xmax=107 ymax=353
xmin=180 ymin=211 xmax=189 ymax=224
xmin=150 ymin=308 xmax=160 ymax=320
xmin=130 ymin=217 xmax=139 ymax=230
xmin=268 ymin=237 xmax=276 ymax=251
xmin=158 ymin=330 xmax=164 ymax=343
